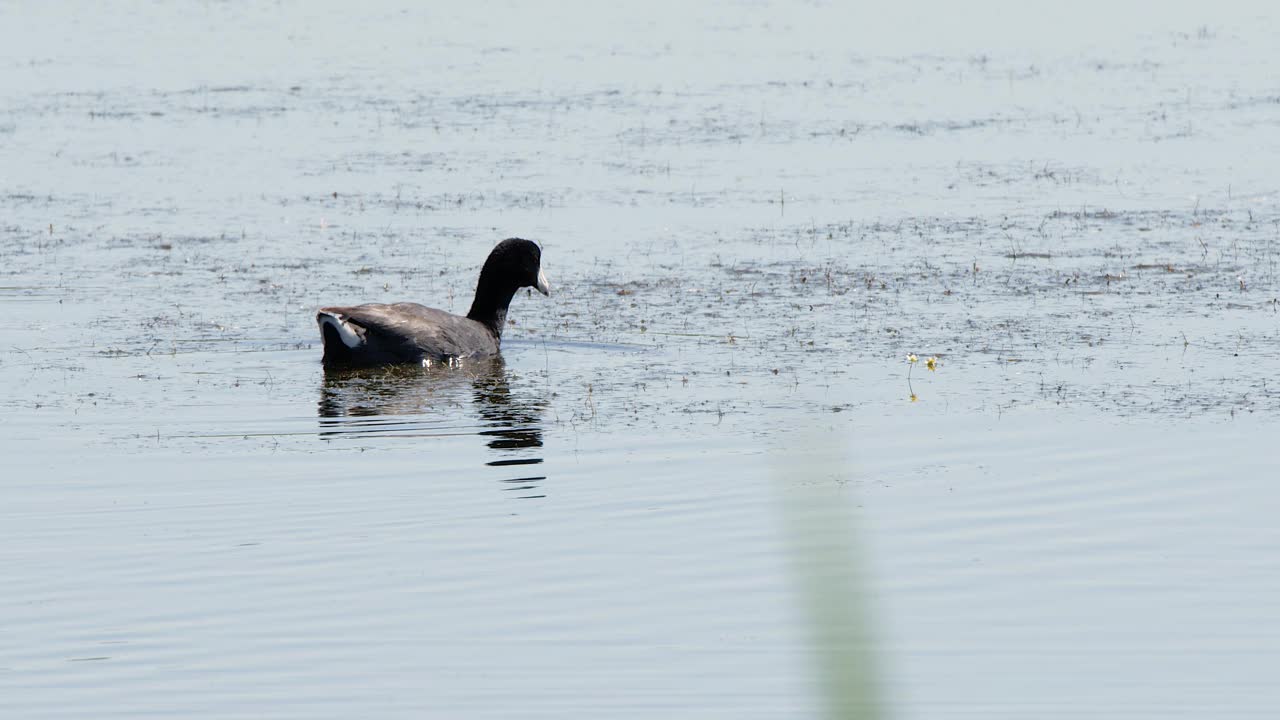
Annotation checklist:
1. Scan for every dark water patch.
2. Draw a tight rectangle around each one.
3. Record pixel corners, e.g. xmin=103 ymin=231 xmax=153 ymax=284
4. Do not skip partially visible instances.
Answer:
xmin=302 ymin=150 xmax=453 ymax=176
xmin=956 ymin=161 xmax=1104 ymax=188
xmin=293 ymin=188 xmax=569 ymax=214
xmin=1224 ymin=93 xmax=1280 ymax=110
xmin=485 ymin=458 xmax=542 ymax=467
xmin=892 ymin=116 xmax=1016 ymax=135
xmin=181 ymin=85 xmax=256 ymax=94
xmin=0 ymin=285 xmax=60 ymax=300
xmin=86 ymin=110 xmax=140 ymax=120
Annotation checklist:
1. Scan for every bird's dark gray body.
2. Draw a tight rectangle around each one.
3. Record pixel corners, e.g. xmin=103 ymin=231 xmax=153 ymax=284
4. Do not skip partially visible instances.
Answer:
xmin=318 ymin=302 xmax=500 ymax=367
xmin=316 ymin=238 xmax=549 ymax=369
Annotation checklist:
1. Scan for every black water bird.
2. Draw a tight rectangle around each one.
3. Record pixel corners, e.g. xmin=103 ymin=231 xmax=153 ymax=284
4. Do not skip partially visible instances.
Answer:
xmin=317 ymin=238 xmax=549 ymax=368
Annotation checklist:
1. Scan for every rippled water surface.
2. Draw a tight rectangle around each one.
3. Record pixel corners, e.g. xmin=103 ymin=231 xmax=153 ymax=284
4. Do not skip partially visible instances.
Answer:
xmin=3 ymin=2 xmax=1279 ymax=718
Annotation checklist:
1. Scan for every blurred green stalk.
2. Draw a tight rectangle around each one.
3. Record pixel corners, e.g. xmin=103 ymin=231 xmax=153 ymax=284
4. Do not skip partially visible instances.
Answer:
xmin=775 ymin=453 xmax=884 ymax=720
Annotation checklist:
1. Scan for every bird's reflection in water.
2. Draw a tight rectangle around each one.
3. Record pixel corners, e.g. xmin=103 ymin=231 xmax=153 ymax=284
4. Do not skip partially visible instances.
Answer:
xmin=318 ymin=357 xmax=547 ymax=498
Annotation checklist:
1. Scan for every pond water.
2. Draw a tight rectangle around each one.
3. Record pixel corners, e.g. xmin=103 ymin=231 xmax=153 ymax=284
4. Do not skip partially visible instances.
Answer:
xmin=2 ymin=2 xmax=1279 ymax=718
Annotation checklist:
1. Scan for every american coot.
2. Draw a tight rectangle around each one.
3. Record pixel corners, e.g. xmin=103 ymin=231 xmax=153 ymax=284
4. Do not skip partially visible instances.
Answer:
xmin=317 ymin=238 xmax=550 ymax=368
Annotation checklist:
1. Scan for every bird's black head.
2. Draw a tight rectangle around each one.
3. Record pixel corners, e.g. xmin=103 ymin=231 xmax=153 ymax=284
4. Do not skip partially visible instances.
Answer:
xmin=479 ymin=237 xmax=550 ymax=297
xmin=467 ymin=237 xmax=550 ymax=338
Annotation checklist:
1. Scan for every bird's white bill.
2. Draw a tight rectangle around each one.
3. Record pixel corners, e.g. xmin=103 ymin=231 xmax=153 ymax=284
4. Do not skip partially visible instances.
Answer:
xmin=535 ymin=268 xmax=551 ymax=296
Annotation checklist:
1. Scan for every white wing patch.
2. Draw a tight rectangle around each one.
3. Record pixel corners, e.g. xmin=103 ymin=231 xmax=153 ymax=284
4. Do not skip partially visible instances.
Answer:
xmin=317 ymin=312 xmax=366 ymax=348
